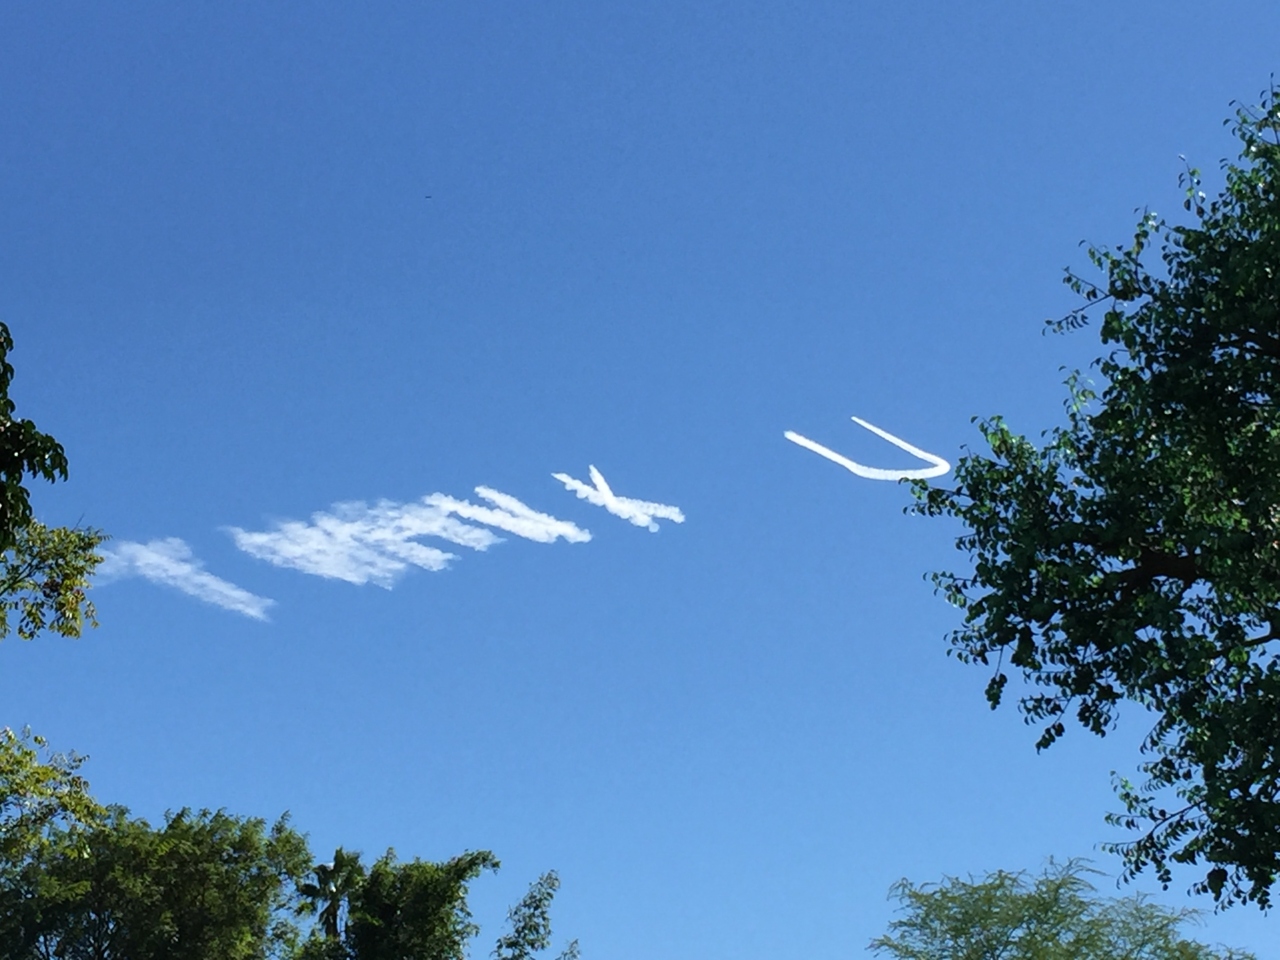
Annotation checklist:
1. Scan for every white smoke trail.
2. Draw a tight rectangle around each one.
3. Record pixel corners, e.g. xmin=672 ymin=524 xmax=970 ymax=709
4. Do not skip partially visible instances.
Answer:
xmin=552 ymin=465 xmax=685 ymax=532
xmin=99 ymin=538 xmax=275 ymax=620
xmin=785 ymin=416 xmax=950 ymax=480
xmin=230 ymin=488 xmax=590 ymax=587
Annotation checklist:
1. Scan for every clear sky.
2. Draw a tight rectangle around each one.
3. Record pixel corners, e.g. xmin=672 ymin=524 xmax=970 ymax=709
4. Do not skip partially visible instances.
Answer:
xmin=3 ymin=2 xmax=1278 ymax=956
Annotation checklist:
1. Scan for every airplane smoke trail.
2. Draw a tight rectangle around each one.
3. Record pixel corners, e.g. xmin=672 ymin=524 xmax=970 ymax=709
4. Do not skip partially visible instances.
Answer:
xmin=229 ymin=487 xmax=590 ymax=587
xmin=785 ymin=416 xmax=950 ymax=480
xmin=552 ymin=465 xmax=685 ymax=532
xmin=99 ymin=538 xmax=275 ymax=620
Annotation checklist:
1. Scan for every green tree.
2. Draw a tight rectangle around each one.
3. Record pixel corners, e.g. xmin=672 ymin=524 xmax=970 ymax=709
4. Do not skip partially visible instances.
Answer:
xmin=0 ymin=735 xmax=579 ymax=959
xmin=299 ymin=848 xmax=366 ymax=942
xmin=0 ymin=727 xmax=100 ymax=862
xmin=492 ymin=871 xmax=579 ymax=960
xmin=0 ymin=727 xmax=104 ymax=956
xmin=3 ymin=805 xmax=312 ymax=960
xmin=344 ymin=849 xmax=500 ymax=960
xmin=0 ymin=322 xmax=104 ymax=645
xmin=296 ymin=851 xmax=580 ymax=960
xmin=914 ymin=87 xmax=1280 ymax=905
xmin=870 ymin=861 xmax=1252 ymax=960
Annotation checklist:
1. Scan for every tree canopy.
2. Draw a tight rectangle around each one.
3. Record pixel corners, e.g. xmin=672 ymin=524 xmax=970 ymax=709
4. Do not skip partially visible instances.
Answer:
xmin=295 ymin=848 xmax=578 ymax=960
xmin=870 ymin=860 xmax=1252 ymax=960
xmin=914 ymin=87 xmax=1280 ymax=905
xmin=0 ymin=727 xmax=101 ymax=885
xmin=1 ymin=806 xmax=312 ymax=960
xmin=0 ymin=729 xmax=578 ymax=960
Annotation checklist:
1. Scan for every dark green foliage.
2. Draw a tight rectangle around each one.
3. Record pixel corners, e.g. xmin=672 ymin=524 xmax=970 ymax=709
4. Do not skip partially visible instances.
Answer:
xmin=0 ymin=322 xmax=69 ymax=554
xmin=0 ymin=323 xmax=104 ymax=645
xmin=0 ymin=805 xmax=311 ymax=960
xmin=0 ymin=733 xmax=581 ymax=960
xmin=345 ymin=850 xmax=499 ymax=960
xmin=914 ymin=88 xmax=1280 ymax=905
xmin=870 ymin=860 xmax=1252 ymax=960
xmin=298 ymin=847 xmax=365 ymax=942
xmin=296 ymin=847 xmax=501 ymax=960
xmin=295 ymin=851 xmax=580 ymax=960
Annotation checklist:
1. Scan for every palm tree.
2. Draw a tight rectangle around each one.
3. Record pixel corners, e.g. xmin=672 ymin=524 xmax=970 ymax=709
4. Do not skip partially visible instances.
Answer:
xmin=299 ymin=847 xmax=365 ymax=940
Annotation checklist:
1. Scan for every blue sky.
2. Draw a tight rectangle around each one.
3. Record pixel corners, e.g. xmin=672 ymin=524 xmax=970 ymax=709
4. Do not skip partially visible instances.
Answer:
xmin=3 ymin=1 xmax=1278 ymax=955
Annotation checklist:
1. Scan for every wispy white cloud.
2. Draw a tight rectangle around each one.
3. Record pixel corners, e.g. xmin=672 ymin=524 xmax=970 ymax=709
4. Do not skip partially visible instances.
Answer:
xmin=99 ymin=539 xmax=275 ymax=620
xmin=785 ymin=416 xmax=951 ymax=481
xmin=552 ymin=465 xmax=685 ymax=532
xmin=229 ymin=487 xmax=590 ymax=588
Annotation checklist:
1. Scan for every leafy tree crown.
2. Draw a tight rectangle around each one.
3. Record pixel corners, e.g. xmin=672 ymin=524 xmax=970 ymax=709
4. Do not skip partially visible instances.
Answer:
xmin=913 ymin=86 xmax=1280 ymax=906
